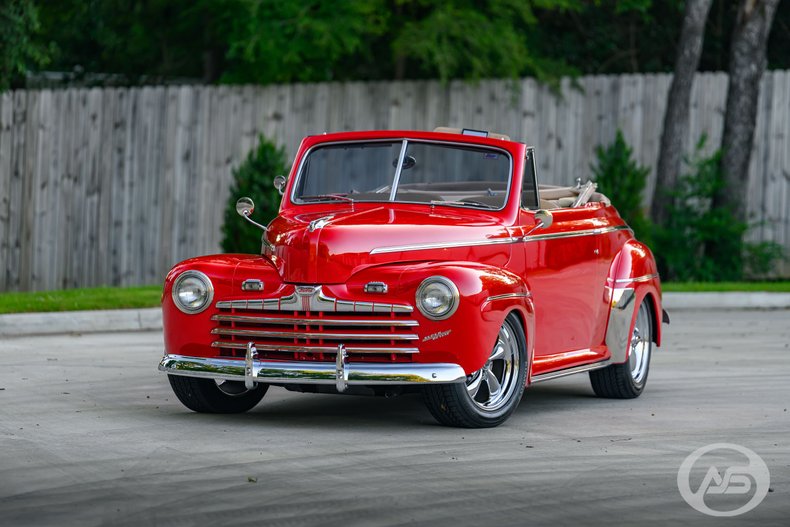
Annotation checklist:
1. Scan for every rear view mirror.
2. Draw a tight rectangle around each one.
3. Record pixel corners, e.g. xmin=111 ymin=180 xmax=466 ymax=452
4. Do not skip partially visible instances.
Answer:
xmin=273 ymin=175 xmax=287 ymax=195
xmin=236 ymin=197 xmax=255 ymax=217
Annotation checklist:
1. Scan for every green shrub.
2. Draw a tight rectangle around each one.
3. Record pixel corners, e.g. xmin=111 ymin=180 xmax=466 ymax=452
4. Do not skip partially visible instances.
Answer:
xmin=221 ymin=135 xmax=288 ymax=254
xmin=653 ymin=137 xmax=784 ymax=281
xmin=591 ymin=130 xmax=651 ymax=244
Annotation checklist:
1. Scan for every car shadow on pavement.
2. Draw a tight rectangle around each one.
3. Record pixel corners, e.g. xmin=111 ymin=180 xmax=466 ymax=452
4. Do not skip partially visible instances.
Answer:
xmin=156 ymin=377 xmax=606 ymax=430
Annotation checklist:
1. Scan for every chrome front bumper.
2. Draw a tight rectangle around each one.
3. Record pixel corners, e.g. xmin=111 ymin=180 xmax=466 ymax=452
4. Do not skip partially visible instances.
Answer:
xmin=158 ymin=353 xmax=466 ymax=391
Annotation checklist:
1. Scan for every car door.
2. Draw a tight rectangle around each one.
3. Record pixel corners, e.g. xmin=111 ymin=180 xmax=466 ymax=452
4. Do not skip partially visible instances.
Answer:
xmin=518 ymin=152 xmax=610 ymax=372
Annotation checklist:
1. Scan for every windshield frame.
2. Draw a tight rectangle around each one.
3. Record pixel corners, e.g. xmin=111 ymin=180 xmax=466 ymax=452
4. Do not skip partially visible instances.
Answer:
xmin=289 ymin=138 xmax=514 ymax=211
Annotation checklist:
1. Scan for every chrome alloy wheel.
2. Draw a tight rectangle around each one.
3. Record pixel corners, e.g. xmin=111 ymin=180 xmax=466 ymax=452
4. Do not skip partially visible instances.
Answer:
xmin=628 ymin=301 xmax=652 ymax=384
xmin=214 ymin=379 xmax=252 ymax=396
xmin=465 ymin=322 xmax=521 ymax=412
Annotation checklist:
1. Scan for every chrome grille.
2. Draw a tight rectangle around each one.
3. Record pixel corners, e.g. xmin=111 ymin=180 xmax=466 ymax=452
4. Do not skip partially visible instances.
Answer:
xmin=211 ymin=287 xmax=419 ymax=363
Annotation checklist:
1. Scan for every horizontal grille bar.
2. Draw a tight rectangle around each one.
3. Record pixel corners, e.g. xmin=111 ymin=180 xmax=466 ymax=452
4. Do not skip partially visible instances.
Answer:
xmin=211 ymin=314 xmax=419 ymax=327
xmin=215 ymin=297 xmax=413 ymax=313
xmin=211 ymin=328 xmax=418 ymax=341
xmin=211 ymin=341 xmax=419 ymax=354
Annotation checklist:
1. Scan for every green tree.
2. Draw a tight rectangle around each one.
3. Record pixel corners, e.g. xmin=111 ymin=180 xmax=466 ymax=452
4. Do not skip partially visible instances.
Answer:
xmin=223 ymin=0 xmax=388 ymax=84
xmin=221 ymin=136 xmax=288 ymax=254
xmin=391 ymin=0 xmax=579 ymax=82
xmin=1 ymin=0 xmax=48 ymax=90
xmin=591 ymin=131 xmax=651 ymax=244
xmin=653 ymin=137 xmax=783 ymax=281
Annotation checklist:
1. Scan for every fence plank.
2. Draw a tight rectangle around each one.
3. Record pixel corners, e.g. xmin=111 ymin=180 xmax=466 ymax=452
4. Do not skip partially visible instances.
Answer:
xmin=2 ymin=72 xmax=790 ymax=291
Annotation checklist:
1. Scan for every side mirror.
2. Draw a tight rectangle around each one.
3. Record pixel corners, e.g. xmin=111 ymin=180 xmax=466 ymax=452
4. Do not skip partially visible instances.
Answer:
xmin=236 ymin=197 xmax=255 ymax=217
xmin=524 ymin=209 xmax=553 ymax=238
xmin=534 ymin=209 xmax=553 ymax=229
xmin=273 ymin=175 xmax=287 ymax=195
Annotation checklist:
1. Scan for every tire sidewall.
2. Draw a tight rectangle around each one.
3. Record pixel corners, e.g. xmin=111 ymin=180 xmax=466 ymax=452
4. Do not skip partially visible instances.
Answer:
xmin=456 ymin=313 xmax=528 ymax=424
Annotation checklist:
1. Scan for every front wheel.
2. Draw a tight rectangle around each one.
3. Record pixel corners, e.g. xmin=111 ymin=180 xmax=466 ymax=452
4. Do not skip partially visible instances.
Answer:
xmin=590 ymin=299 xmax=653 ymax=398
xmin=424 ymin=313 xmax=527 ymax=428
xmin=168 ymin=375 xmax=268 ymax=413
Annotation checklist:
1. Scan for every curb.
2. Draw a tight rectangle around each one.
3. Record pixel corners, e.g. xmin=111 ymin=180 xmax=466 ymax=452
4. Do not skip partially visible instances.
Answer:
xmin=0 ymin=308 xmax=162 ymax=338
xmin=661 ymin=292 xmax=790 ymax=311
xmin=1 ymin=292 xmax=789 ymax=338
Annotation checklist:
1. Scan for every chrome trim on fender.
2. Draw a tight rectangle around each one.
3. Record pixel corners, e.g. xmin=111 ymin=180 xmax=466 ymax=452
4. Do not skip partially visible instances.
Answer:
xmin=611 ymin=273 xmax=659 ymax=284
xmin=211 ymin=341 xmax=419 ymax=354
xmin=215 ymin=285 xmax=413 ymax=314
xmin=159 ymin=354 xmax=467 ymax=385
xmin=483 ymin=292 xmax=532 ymax=304
xmin=530 ymin=360 xmax=610 ymax=383
xmin=605 ymin=287 xmax=637 ymax=364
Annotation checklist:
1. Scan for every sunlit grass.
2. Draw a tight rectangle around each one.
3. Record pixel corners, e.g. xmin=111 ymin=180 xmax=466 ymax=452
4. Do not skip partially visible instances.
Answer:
xmin=662 ymin=281 xmax=790 ymax=293
xmin=0 ymin=286 xmax=162 ymax=314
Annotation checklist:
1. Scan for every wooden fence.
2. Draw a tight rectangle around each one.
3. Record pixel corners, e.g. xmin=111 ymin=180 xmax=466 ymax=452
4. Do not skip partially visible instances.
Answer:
xmin=1 ymin=71 xmax=789 ymax=291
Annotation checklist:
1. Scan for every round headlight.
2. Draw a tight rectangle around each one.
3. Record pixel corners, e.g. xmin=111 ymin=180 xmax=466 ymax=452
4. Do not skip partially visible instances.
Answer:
xmin=172 ymin=270 xmax=213 ymax=314
xmin=416 ymin=276 xmax=459 ymax=320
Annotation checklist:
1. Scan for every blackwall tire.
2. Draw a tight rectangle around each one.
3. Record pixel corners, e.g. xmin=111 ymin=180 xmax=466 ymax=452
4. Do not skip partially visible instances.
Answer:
xmin=590 ymin=299 xmax=653 ymax=399
xmin=424 ymin=313 xmax=527 ymax=428
xmin=168 ymin=375 xmax=268 ymax=413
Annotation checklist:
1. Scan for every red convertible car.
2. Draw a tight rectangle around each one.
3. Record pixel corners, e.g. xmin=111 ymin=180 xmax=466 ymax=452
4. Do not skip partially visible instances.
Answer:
xmin=159 ymin=128 xmax=667 ymax=428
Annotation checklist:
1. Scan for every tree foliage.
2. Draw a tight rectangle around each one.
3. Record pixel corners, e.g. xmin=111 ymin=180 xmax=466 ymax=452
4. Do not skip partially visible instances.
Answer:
xmin=591 ymin=131 xmax=651 ymax=244
xmin=653 ymin=137 xmax=783 ymax=281
xmin=1 ymin=0 xmax=49 ymax=90
xmin=221 ymin=136 xmax=288 ymax=255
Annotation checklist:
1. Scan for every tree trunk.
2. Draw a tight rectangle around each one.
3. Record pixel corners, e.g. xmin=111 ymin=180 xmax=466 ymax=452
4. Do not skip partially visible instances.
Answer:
xmin=651 ymin=0 xmax=713 ymax=227
xmin=715 ymin=0 xmax=780 ymax=219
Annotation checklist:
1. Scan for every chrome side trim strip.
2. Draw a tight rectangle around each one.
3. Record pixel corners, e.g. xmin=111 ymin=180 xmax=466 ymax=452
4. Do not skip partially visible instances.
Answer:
xmin=370 ymin=225 xmax=631 ymax=254
xmin=611 ymin=273 xmax=658 ymax=284
xmin=530 ymin=361 xmax=610 ymax=383
xmin=211 ymin=314 xmax=419 ymax=327
xmin=371 ymin=237 xmax=519 ymax=254
xmin=159 ymin=354 xmax=466 ymax=385
xmin=211 ymin=341 xmax=419 ymax=354
xmin=211 ymin=328 xmax=419 ymax=341
xmin=524 ymin=224 xmax=630 ymax=242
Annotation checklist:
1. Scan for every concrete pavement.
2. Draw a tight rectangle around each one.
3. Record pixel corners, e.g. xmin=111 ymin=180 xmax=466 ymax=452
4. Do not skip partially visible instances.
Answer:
xmin=0 ymin=309 xmax=788 ymax=525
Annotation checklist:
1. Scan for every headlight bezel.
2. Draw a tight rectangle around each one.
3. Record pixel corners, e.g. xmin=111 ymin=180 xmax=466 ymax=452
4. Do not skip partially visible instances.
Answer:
xmin=171 ymin=270 xmax=214 ymax=314
xmin=415 ymin=275 xmax=460 ymax=320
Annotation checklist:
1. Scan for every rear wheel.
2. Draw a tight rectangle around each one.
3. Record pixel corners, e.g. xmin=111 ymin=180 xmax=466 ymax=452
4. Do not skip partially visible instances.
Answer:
xmin=168 ymin=375 xmax=268 ymax=413
xmin=590 ymin=299 xmax=653 ymax=398
xmin=424 ymin=313 xmax=527 ymax=428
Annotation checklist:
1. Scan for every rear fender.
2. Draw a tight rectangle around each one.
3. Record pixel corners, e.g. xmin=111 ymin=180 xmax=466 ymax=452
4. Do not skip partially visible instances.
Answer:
xmin=605 ymin=240 xmax=663 ymax=364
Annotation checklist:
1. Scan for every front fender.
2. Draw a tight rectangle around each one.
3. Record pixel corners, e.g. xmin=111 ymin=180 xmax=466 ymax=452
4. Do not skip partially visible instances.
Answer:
xmin=356 ymin=262 xmax=535 ymax=375
xmin=605 ymin=241 xmax=663 ymax=364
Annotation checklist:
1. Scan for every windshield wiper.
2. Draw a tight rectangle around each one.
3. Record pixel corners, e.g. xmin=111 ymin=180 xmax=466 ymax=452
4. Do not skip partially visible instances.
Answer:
xmin=430 ymin=200 xmax=497 ymax=210
xmin=300 ymin=193 xmax=354 ymax=203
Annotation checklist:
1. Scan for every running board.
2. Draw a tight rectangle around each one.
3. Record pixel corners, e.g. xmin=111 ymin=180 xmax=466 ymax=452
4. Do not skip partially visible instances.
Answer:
xmin=530 ymin=361 xmax=610 ymax=384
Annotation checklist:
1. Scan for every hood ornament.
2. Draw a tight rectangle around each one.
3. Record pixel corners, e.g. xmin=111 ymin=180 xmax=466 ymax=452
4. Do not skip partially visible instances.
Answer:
xmin=236 ymin=197 xmax=275 ymax=254
xmin=308 ymin=215 xmax=334 ymax=232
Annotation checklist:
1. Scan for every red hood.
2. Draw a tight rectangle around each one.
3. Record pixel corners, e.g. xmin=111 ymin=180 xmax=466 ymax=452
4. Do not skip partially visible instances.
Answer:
xmin=266 ymin=205 xmax=513 ymax=284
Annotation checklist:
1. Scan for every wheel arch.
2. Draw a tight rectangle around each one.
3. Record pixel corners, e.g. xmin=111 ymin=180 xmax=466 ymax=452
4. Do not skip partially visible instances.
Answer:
xmin=605 ymin=240 xmax=664 ymax=363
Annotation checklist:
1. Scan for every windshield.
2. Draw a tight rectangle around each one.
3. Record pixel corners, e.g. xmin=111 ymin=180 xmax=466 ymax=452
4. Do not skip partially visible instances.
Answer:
xmin=293 ymin=140 xmax=511 ymax=209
